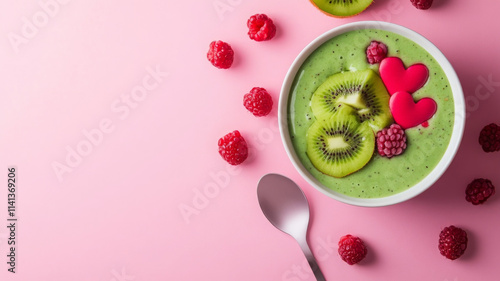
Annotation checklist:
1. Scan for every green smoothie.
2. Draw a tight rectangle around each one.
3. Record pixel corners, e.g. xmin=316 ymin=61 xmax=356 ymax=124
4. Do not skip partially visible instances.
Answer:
xmin=288 ymin=29 xmax=454 ymax=198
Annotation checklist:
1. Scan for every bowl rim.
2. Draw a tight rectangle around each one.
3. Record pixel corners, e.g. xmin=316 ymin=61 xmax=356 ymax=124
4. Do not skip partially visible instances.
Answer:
xmin=278 ymin=21 xmax=465 ymax=207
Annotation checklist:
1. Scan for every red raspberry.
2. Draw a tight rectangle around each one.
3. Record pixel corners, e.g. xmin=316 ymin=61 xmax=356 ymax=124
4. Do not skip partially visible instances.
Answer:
xmin=479 ymin=123 xmax=500 ymax=152
xmin=338 ymin=235 xmax=367 ymax=265
xmin=466 ymin=178 xmax=495 ymax=205
xmin=366 ymin=41 xmax=388 ymax=64
xmin=207 ymin=40 xmax=234 ymax=69
xmin=247 ymin=14 xmax=276 ymax=42
xmin=376 ymin=124 xmax=407 ymax=158
xmin=438 ymin=225 xmax=468 ymax=260
xmin=218 ymin=130 xmax=248 ymax=165
xmin=410 ymin=0 xmax=433 ymax=10
xmin=243 ymin=87 xmax=273 ymax=117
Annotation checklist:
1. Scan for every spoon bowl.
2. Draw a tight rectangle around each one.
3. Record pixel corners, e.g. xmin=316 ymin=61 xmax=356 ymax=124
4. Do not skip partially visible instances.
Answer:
xmin=257 ymin=173 xmax=310 ymax=240
xmin=257 ymin=173 xmax=326 ymax=281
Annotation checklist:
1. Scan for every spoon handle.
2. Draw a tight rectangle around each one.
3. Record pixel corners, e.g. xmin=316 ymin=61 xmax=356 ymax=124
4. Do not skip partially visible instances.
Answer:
xmin=301 ymin=242 xmax=326 ymax=281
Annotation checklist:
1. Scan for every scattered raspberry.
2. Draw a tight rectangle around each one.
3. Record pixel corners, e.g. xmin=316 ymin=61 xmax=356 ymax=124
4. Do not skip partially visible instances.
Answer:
xmin=466 ymin=178 xmax=495 ymax=205
xmin=438 ymin=225 xmax=468 ymax=260
xmin=338 ymin=235 xmax=367 ymax=265
xmin=207 ymin=40 xmax=234 ymax=69
xmin=218 ymin=130 xmax=248 ymax=165
xmin=410 ymin=0 xmax=433 ymax=10
xmin=376 ymin=124 xmax=407 ymax=158
xmin=243 ymin=87 xmax=273 ymax=117
xmin=366 ymin=41 xmax=388 ymax=64
xmin=247 ymin=14 xmax=276 ymax=42
xmin=479 ymin=123 xmax=500 ymax=152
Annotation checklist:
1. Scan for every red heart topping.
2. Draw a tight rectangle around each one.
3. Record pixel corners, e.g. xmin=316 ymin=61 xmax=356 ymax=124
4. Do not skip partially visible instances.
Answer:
xmin=389 ymin=91 xmax=437 ymax=129
xmin=379 ymin=57 xmax=429 ymax=96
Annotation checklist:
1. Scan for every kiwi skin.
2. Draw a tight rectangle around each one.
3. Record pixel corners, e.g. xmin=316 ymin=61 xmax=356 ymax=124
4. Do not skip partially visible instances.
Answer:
xmin=309 ymin=0 xmax=374 ymax=18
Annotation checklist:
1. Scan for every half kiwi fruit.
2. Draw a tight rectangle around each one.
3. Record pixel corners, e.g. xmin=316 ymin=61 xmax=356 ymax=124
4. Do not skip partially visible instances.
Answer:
xmin=311 ymin=69 xmax=393 ymax=132
xmin=306 ymin=105 xmax=375 ymax=178
xmin=310 ymin=0 xmax=373 ymax=18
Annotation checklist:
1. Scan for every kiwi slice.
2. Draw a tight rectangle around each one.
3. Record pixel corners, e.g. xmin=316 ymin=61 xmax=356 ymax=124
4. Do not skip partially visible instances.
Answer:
xmin=310 ymin=0 xmax=373 ymax=18
xmin=311 ymin=69 xmax=392 ymax=131
xmin=306 ymin=105 xmax=375 ymax=178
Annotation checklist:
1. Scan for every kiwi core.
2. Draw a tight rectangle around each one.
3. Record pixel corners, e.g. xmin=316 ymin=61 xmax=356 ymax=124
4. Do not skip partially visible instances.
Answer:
xmin=328 ymin=136 xmax=349 ymax=149
xmin=337 ymin=93 xmax=365 ymax=109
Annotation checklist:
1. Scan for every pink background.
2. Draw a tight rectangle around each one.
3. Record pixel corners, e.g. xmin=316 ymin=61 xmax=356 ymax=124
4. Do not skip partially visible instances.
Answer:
xmin=1 ymin=0 xmax=500 ymax=280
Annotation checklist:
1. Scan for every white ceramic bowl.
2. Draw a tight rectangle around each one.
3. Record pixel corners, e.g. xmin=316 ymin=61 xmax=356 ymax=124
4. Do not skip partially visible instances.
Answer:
xmin=279 ymin=21 xmax=465 ymax=207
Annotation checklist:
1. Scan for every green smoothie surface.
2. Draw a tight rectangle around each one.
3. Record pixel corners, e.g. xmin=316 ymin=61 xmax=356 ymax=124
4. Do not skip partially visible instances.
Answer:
xmin=288 ymin=29 xmax=454 ymax=198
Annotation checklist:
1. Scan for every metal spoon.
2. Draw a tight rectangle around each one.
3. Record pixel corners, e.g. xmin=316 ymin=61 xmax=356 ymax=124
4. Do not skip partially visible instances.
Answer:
xmin=257 ymin=173 xmax=326 ymax=281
